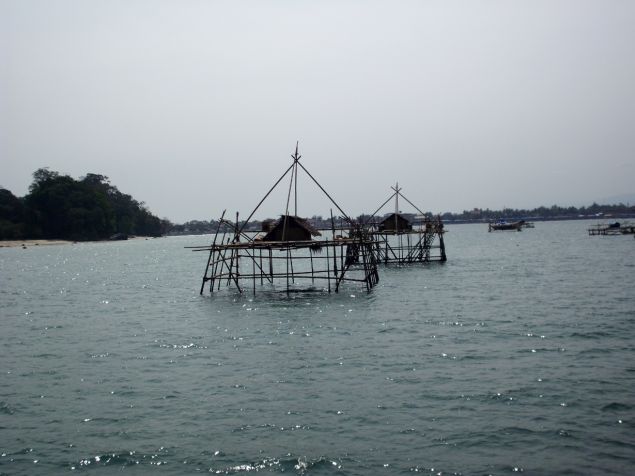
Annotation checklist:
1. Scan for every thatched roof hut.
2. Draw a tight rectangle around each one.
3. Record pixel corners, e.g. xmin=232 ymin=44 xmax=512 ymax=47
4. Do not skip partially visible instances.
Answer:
xmin=262 ymin=215 xmax=322 ymax=242
xmin=378 ymin=213 xmax=412 ymax=232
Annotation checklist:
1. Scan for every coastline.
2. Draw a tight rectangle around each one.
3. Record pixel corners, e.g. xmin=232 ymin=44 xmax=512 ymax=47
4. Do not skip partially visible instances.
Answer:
xmin=0 ymin=236 xmax=153 ymax=248
xmin=0 ymin=239 xmax=74 ymax=248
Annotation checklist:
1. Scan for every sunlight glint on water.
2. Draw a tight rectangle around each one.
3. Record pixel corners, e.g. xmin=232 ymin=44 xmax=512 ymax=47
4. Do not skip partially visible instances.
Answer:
xmin=0 ymin=221 xmax=634 ymax=474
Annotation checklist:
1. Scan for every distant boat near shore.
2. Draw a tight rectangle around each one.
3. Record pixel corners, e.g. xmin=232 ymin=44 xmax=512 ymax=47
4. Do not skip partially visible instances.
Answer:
xmin=488 ymin=220 xmax=525 ymax=232
xmin=109 ymin=233 xmax=129 ymax=240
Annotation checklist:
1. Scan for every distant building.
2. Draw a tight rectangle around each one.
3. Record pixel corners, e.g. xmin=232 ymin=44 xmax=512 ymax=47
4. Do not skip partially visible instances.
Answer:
xmin=262 ymin=215 xmax=322 ymax=242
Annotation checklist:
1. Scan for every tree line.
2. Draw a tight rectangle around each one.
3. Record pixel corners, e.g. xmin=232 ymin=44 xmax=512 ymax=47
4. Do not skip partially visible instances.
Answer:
xmin=440 ymin=203 xmax=635 ymax=222
xmin=169 ymin=203 xmax=635 ymax=236
xmin=4 ymin=169 xmax=632 ymax=240
xmin=0 ymin=168 xmax=170 ymax=241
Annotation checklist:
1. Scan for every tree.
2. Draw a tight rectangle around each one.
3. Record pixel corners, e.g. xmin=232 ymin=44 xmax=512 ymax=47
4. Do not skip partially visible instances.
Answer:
xmin=30 ymin=168 xmax=60 ymax=191
xmin=0 ymin=188 xmax=26 ymax=239
xmin=16 ymin=168 xmax=165 ymax=240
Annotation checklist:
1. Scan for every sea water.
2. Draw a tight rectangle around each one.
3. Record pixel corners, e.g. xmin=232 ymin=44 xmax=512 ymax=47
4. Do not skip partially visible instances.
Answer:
xmin=1 ymin=220 xmax=634 ymax=474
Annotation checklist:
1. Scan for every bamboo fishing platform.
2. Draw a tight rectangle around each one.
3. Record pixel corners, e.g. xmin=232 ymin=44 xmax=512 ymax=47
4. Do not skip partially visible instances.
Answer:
xmin=191 ymin=145 xmax=379 ymax=295
xmin=588 ymin=222 xmax=635 ymax=236
xmin=362 ymin=183 xmax=447 ymax=264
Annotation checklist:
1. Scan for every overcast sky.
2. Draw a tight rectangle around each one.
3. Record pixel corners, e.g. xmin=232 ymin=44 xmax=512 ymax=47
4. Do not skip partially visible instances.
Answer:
xmin=2 ymin=0 xmax=634 ymax=222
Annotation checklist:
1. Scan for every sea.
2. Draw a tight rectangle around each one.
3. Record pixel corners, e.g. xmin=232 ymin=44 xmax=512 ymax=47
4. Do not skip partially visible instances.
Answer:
xmin=1 ymin=220 xmax=634 ymax=475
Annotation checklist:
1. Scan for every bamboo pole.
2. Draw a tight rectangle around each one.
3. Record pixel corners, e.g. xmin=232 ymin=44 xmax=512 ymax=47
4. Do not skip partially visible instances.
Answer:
xmin=234 ymin=162 xmax=295 ymax=239
xmin=200 ymin=210 xmax=226 ymax=294
xmin=330 ymin=209 xmax=338 ymax=277
xmin=297 ymin=161 xmax=352 ymax=224
xmin=326 ymin=242 xmax=331 ymax=293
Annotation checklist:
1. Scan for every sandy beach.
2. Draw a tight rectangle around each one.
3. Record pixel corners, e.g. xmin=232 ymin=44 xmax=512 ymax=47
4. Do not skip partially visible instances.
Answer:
xmin=0 ymin=236 xmax=153 ymax=248
xmin=0 ymin=239 xmax=74 ymax=248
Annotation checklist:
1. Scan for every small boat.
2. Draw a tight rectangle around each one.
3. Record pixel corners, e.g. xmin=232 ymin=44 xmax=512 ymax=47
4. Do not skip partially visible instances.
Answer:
xmin=109 ymin=233 xmax=128 ymax=240
xmin=488 ymin=220 xmax=524 ymax=232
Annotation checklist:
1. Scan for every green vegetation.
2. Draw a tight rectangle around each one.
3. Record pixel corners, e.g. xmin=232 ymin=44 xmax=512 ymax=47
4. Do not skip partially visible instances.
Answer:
xmin=440 ymin=203 xmax=635 ymax=222
xmin=0 ymin=169 xmax=170 ymax=241
xmin=168 ymin=203 xmax=635 ymax=236
xmin=4 ymin=169 xmax=631 ymax=240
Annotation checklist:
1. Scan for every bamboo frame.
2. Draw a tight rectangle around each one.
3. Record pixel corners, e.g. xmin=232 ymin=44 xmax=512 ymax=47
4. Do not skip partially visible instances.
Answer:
xmin=362 ymin=184 xmax=447 ymax=265
xmin=193 ymin=235 xmax=378 ymax=295
xmin=192 ymin=144 xmax=379 ymax=295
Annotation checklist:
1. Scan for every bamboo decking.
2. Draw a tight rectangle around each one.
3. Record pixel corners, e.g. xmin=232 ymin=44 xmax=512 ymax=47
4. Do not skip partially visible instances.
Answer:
xmin=588 ymin=222 xmax=635 ymax=236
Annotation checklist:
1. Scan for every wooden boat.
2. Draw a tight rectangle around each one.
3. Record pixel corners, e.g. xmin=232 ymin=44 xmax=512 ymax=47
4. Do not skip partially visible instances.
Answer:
xmin=488 ymin=220 xmax=524 ymax=232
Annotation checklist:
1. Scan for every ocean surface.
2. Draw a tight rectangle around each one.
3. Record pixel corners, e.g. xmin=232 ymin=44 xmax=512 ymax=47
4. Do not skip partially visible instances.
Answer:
xmin=1 ymin=220 xmax=634 ymax=475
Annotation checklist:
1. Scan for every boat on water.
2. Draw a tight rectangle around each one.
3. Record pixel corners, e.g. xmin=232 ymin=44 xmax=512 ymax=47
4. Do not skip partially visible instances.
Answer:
xmin=109 ymin=233 xmax=128 ymax=240
xmin=488 ymin=220 xmax=524 ymax=232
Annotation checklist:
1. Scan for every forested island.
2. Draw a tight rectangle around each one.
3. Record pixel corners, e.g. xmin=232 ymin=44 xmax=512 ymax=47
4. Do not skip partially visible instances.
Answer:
xmin=0 ymin=169 xmax=169 ymax=241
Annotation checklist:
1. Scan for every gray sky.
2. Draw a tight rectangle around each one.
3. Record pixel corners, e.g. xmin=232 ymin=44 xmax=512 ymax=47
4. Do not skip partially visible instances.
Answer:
xmin=2 ymin=0 xmax=634 ymax=222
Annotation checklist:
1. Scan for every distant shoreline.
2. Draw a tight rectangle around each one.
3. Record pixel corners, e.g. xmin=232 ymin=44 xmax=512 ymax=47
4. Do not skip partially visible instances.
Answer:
xmin=3 ymin=216 xmax=632 ymax=245
xmin=440 ymin=214 xmax=635 ymax=225
xmin=0 ymin=239 xmax=73 ymax=248
xmin=0 ymin=236 xmax=152 ymax=248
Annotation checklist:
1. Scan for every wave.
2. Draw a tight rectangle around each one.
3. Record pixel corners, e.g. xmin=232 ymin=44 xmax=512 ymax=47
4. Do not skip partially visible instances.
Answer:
xmin=601 ymin=402 xmax=633 ymax=412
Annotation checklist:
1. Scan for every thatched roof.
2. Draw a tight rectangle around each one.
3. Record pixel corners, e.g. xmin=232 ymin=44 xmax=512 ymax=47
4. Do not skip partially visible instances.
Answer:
xmin=379 ymin=213 xmax=413 ymax=231
xmin=282 ymin=215 xmax=321 ymax=236
xmin=262 ymin=215 xmax=322 ymax=241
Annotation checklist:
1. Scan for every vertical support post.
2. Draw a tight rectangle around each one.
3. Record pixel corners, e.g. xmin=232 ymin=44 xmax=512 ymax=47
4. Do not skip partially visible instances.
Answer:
xmin=286 ymin=247 xmax=290 ymax=294
xmin=330 ymin=209 xmax=338 ymax=277
xmin=252 ymin=251 xmax=256 ymax=295
xmin=234 ymin=212 xmax=240 ymax=282
xmin=340 ymin=242 xmax=344 ymax=273
xmin=294 ymin=145 xmax=299 ymax=217
xmin=326 ymin=242 xmax=331 ymax=293
xmin=269 ymin=248 xmax=273 ymax=281
xmin=439 ymin=230 xmax=447 ymax=262
xmin=290 ymin=247 xmax=295 ymax=284
xmin=310 ymin=249 xmax=315 ymax=284
xmin=259 ymin=248 xmax=263 ymax=285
